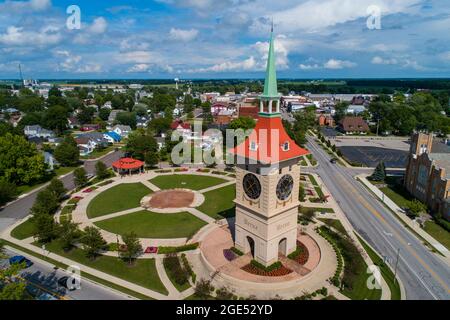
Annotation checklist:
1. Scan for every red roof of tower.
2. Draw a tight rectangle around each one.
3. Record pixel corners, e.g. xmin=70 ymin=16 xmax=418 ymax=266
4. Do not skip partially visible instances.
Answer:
xmin=112 ymin=157 xmax=144 ymax=170
xmin=230 ymin=116 xmax=309 ymax=164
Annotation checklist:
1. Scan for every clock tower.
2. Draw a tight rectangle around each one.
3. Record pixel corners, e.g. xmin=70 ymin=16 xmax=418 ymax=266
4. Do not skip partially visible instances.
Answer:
xmin=230 ymin=27 xmax=309 ymax=267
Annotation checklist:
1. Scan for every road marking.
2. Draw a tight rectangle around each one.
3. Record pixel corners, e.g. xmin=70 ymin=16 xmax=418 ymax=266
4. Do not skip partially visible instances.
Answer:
xmin=333 ymin=169 xmax=450 ymax=296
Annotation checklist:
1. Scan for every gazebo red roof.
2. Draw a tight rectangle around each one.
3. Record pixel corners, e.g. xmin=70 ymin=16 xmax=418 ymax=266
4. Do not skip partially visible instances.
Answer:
xmin=112 ymin=157 xmax=144 ymax=170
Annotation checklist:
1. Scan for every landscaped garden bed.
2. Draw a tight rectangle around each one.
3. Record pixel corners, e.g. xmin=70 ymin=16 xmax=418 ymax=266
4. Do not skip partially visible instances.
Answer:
xmin=288 ymin=241 xmax=309 ymax=265
xmin=242 ymin=260 xmax=292 ymax=277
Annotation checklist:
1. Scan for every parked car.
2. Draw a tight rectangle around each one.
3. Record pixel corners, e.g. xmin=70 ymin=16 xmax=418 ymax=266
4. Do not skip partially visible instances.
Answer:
xmin=9 ymin=256 xmax=33 ymax=268
xmin=330 ymin=158 xmax=338 ymax=164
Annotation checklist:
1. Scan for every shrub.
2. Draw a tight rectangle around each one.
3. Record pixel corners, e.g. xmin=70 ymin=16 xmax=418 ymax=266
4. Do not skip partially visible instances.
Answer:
xmin=194 ymin=279 xmax=214 ymax=299
xmin=163 ymin=255 xmax=189 ymax=286
xmin=230 ymin=247 xmax=244 ymax=256
xmin=158 ymin=243 xmax=199 ymax=254
xmin=181 ymin=253 xmax=196 ymax=283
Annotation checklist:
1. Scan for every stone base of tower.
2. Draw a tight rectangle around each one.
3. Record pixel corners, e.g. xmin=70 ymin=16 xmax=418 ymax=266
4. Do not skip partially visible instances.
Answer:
xmin=234 ymin=205 xmax=298 ymax=267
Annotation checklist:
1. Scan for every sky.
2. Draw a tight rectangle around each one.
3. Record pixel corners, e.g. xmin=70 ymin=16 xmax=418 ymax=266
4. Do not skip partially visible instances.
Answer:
xmin=0 ymin=0 xmax=449 ymax=79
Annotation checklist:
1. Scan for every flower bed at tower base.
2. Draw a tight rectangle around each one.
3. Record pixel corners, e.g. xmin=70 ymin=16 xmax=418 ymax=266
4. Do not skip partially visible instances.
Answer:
xmin=288 ymin=241 xmax=309 ymax=265
xmin=242 ymin=260 xmax=293 ymax=277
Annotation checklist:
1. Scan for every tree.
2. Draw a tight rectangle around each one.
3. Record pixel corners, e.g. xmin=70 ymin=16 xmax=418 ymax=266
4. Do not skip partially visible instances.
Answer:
xmin=407 ymin=199 xmax=427 ymax=218
xmin=0 ymin=133 xmax=47 ymax=185
xmin=0 ymin=180 xmax=17 ymax=207
xmin=0 ymin=259 xmax=27 ymax=300
xmin=58 ymin=220 xmax=81 ymax=251
xmin=54 ymin=136 xmax=80 ymax=167
xmin=98 ymin=108 xmax=111 ymax=121
xmin=229 ymin=117 xmax=256 ymax=131
xmin=194 ymin=279 xmax=214 ymax=299
xmin=126 ymin=131 xmax=157 ymax=161
xmin=74 ymin=167 xmax=88 ymax=188
xmin=31 ymin=188 xmax=59 ymax=215
xmin=370 ymin=162 xmax=386 ymax=182
xmin=145 ymin=152 xmax=159 ymax=168
xmin=30 ymin=211 xmax=57 ymax=243
xmin=42 ymin=105 xmax=69 ymax=134
xmin=120 ymin=232 xmax=143 ymax=265
xmin=76 ymin=107 xmax=96 ymax=125
xmin=47 ymin=178 xmax=67 ymax=200
xmin=116 ymin=112 xmax=137 ymax=129
xmin=95 ymin=161 xmax=109 ymax=180
xmin=81 ymin=226 xmax=106 ymax=259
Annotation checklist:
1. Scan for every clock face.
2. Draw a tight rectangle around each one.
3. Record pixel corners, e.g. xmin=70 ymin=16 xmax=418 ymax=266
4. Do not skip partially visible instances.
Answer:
xmin=243 ymin=173 xmax=262 ymax=200
xmin=276 ymin=175 xmax=294 ymax=201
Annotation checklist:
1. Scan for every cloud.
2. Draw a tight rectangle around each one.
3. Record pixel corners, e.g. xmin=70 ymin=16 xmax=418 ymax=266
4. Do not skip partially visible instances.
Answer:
xmin=0 ymin=0 xmax=51 ymax=13
xmin=118 ymin=51 xmax=157 ymax=64
xmin=127 ymin=64 xmax=151 ymax=72
xmin=371 ymin=56 xmax=398 ymax=65
xmin=169 ymin=28 xmax=199 ymax=42
xmin=89 ymin=17 xmax=108 ymax=34
xmin=324 ymin=59 xmax=357 ymax=69
xmin=0 ymin=26 xmax=61 ymax=46
xmin=299 ymin=58 xmax=357 ymax=70
xmin=189 ymin=56 xmax=258 ymax=73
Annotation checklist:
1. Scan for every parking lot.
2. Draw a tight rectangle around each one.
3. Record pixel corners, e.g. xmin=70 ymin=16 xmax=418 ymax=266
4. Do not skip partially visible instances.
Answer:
xmin=331 ymin=137 xmax=410 ymax=168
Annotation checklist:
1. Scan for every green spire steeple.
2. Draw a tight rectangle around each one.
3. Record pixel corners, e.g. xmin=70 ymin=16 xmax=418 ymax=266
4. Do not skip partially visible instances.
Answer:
xmin=261 ymin=24 xmax=279 ymax=99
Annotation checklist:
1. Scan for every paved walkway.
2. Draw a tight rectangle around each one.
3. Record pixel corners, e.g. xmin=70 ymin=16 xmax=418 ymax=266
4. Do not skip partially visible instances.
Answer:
xmin=358 ymin=174 xmax=450 ymax=260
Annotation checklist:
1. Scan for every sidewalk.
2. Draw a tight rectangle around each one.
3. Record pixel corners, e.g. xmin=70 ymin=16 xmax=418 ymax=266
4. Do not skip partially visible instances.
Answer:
xmin=357 ymin=174 xmax=450 ymax=260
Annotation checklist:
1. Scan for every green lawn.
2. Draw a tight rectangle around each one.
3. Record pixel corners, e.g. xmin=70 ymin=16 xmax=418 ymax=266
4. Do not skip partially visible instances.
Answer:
xmin=318 ymin=218 xmax=347 ymax=236
xmin=424 ymin=221 xmax=450 ymax=250
xmin=43 ymin=240 xmax=167 ymax=295
xmin=54 ymin=166 xmax=79 ymax=177
xmin=81 ymin=146 xmax=116 ymax=159
xmin=87 ymin=183 xmax=151 ymax=218
xmin=150 ymin=174 xmax=227 ymax=191
xmin=197 ymin=184 xmax=236 ymax=220
xmin=95 ymin=210 xmax=207 ymax=238
xmin=357 ymin=236 xmax=402 ymax=300
xmin=11 ymin=219 xmax=35 ymax=240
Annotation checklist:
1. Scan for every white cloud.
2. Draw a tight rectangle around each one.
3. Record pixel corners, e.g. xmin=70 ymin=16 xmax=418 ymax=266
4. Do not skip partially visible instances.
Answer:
xmin=127 ymin=64 xmax=151 ymax=72
xmin=118 ymin=51 xmax=157 ymax=64
xmin=371 ymin=56 xmax=398 ymax=65
xmin=299 ymin=63 xmax=320 ymax=70
xmin=324 ymin=59 xmax=357 ymax=69
xmin=0 ymin=26 xmax=61 ymax=46
xmin=76 ymin=64 xmax=102 ymax=73
xmin=0 ymin=0 xmax=51 ymax=12
xmin=89 ymin=17 xmax=108 ymax=34
xmin=169 ymin=28 xmax=199 ymax=42
xmin=189 ymin=56 xmax=257 ymax=73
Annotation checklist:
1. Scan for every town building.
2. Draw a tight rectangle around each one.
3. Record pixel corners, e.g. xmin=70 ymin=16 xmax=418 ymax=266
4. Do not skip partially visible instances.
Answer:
xmin=337 ymin=116 xmax=369 ymax=135
xmin=230 ymin=29 xmax=309 ymax=267
xmin=111 ymin=125 xmax=132 ymax=138
xmin=24 ymin=125 xmax=55 ymax=139
xmin=405 ymin=133 xmax=450 ymax=220
xmin=318 ymin=114 xmax=335 ymax=127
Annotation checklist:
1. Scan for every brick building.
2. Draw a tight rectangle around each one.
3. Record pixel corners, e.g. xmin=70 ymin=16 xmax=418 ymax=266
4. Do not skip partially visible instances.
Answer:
xmin=404 ymin=133 xmax=450 ymax=220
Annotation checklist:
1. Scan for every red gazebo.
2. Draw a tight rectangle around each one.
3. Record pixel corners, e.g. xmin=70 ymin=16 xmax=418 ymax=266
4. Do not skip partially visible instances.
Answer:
xmin=112 ymin=157 xmax=145 ymax=175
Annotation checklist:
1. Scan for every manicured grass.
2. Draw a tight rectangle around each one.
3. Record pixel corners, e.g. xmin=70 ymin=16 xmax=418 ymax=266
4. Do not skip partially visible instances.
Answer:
xmin=10 ymin=219 xmax=35 ymax=240
xmin=150 ymin=174 xmax=227 ymax=191
xmin=423 ymin=221 xmax=450 ymax=250
xmin=379 ymin=186 xmax=412 ymax=209
xmin=95 ymin=210 xmax=207 ymax=239
xmin=197 ymin=184 xmax=236 ymax=220
xmin=87 ymin=183 xmax=151 ymax=218
xmin=318 ymin=218 xmax=348 ymax=236
xmin=54 ymin=166 xmax=79 ymax=177
xmin=357 ymin=236 xmax=402 ymax=300
xmin=81 ymin=146 xmax=116 ymax=159
xmin=43 ymin=240 xmax=167 ymax=295
xmin=300 ymin=207 xmax=335 ymax=214
xmin=1 ymin=239 xmax=154 ymax=300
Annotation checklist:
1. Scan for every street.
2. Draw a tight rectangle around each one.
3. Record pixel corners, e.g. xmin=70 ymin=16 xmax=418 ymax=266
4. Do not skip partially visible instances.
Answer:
xmin=0 ymin=150 xmax=123 ymax=230
xmin=1 ymin=247 xmax=132 ymax=300
xmin=305 ymin=136 xmax=450 ymax=300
